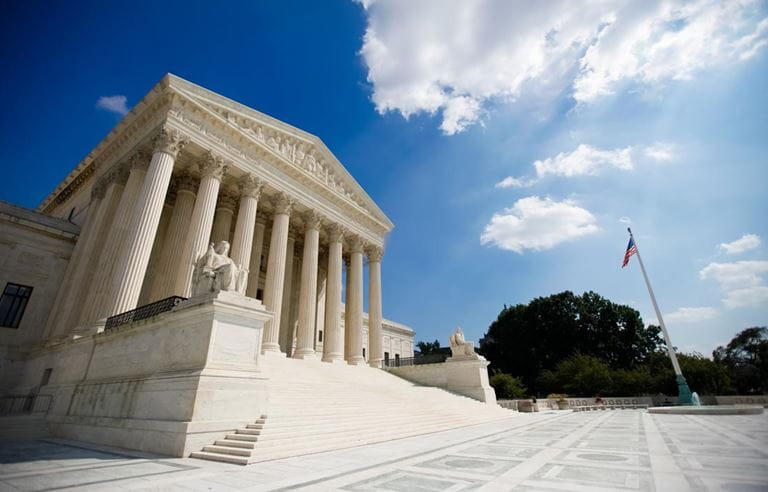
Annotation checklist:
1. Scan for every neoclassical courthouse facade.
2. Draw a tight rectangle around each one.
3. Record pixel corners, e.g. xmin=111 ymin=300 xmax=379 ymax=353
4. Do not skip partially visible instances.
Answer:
xmin=1 ymin=74 xmax=413 ymax=399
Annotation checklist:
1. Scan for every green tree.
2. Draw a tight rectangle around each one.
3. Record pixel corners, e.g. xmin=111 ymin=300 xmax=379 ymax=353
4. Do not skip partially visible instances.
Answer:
xmin=489 ymin=373 xmax=527 ymax=399
xmin=480 ymin=291 xmax=663 ymax=393
xmin=416 ymin=339 xmax=441 ymax=355
xmin=537 ymin=354 xmax=613 ymax=396
xmin=713 ymin=327 xmax=767 ymax=394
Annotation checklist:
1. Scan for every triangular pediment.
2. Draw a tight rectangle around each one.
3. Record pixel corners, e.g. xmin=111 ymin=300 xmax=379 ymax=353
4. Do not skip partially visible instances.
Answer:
xmin=166 ymin=74 xmax=393 ymax=231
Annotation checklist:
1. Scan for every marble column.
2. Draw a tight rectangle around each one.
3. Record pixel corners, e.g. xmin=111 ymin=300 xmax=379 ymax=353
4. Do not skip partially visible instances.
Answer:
xmin=279 ymin=233 xmax=296 ymax=354
xmin=315 ymin=261 xmax=327 ymax=350
xmin=230 ymin=175 xmax=262 ymax=286
xmin=322 ymin=225 xmax=344 ymax=363
xmin=105 ymin=128 xmax=187 ymax=316
xmin=246 ymin=218 xmax=266 ymax=298
xmin=262 ymin=193 xmax=293 ymax=354
xmin=367 ymin=246 xmax=384 ymax=368
xmin=174 ymin=151 xmax=227 ymax=297
xmin=346 ymin=236 xmax=365 ymax=365
xmin=66 ymin=174 xmax=125 ymax=330
xmin=138 ymin=198 xmax=173 ymax=305
xmin=149 ymin=173 xmax=197 ymax=300
xmin=210 ymin=192 xmax=236 ymax=244
xmin=294 ymin=211 xmax=322 ymax=359
xmin=44 ymin=189 xmax=105 ymax=340
xmin=79 ymin=156 xmax=148 ymax=324
xmin=344 ymin=256 xmax=352 ymax=361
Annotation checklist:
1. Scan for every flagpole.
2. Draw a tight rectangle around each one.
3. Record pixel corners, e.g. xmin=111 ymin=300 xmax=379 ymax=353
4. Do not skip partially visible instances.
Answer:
xmin=627 ymin=227 xmax=693 ymax=405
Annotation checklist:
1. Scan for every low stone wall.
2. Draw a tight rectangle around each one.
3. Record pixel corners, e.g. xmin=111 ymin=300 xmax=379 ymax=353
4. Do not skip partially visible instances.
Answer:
xmin=388 ymin=357 xmax=497 ymax=404
xmin=499 ymin=394 xmax=765 ymax=411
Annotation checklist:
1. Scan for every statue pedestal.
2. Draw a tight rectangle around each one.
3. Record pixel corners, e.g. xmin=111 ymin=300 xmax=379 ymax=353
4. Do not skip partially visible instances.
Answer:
xmin=45 ymin=291 xmax=272 ymax=457
xmin=446 ymin=355 xmax=497 ymax=404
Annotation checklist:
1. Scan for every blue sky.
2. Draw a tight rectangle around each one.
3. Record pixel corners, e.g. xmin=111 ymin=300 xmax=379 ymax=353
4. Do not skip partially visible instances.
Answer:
xmin=1 ymin=0 xmax=766 ymax=355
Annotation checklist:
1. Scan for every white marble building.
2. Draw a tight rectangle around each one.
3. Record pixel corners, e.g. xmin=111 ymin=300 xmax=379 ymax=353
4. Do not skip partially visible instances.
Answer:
xmin=0 ymin=73 xmax=414 ymax=395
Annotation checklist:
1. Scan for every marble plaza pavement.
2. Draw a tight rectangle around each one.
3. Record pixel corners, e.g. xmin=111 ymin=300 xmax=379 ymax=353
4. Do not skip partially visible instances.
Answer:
xmin=1 ymin=409 xmax=766 ymax=491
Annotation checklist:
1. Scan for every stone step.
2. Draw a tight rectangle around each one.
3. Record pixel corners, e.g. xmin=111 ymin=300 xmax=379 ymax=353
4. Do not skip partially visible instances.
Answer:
xmin=202 ymin=445 xmax=252 ymax=457
xmin=216 ymin=439 xmax=255 ymax=449
xmin=226 ymin=433 xmax=259 ymax=442
xmin=246 ymin=417 xmax=512 ymax=463
xmin=189 ymin=451 xmax=249 ymax=465
xmin=248 ymin=415 xmax=508 ymax=448
xmin=252 ymin=411 xmax=499 ymax=436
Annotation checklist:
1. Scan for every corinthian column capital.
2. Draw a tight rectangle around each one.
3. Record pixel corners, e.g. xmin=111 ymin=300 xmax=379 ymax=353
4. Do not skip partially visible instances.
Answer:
xmin=327 ymin=223 xmax=344 ymax=243
xmin=129 ymin=149 xmax=152 ymax=172
xmin=198 ymin=150 xmax=228 ymax=180
xmin=303 ymin=210 xmax=322 ymax=231
xmin=273 ymin=192 xmax=295 ymax=216
xmin=239 ymin=174 xmax=263 ymax=199
xmin=349 ymin=235 xmax=364 ymax=254
xmin=367 ymin=245 xmax=383 ymax=263
xmin=153 ymin=127 xmax=188 ymax=158
xmin=174 ymin=172 xmax=198 ymax=194
xmin=216 ymin=191 xmax=238 ymax=212
xmin=91 ymin=180 xmax=108 ymax=200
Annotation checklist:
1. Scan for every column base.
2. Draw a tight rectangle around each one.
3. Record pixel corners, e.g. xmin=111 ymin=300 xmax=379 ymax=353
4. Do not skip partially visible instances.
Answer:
xmin=347 ymin=357 xmax=366 ymax=366
xmin=322 ymin=355 xmax=346 ymax=364
xmin=292 ymin=350 xmax=318 ymax=360
xmin=368 ymin=358 xmax=383 ymax=369
xmin=261 ymin=346 xmax=287 ymax=357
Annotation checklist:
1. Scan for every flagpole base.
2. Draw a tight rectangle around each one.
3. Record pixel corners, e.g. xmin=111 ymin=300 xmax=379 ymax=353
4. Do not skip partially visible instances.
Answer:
xmin=676 ymin=374 xmax=694 ymax=405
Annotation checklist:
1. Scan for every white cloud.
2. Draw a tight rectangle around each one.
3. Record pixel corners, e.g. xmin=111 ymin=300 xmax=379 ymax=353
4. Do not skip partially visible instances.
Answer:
xmin=496 ymin=144 xmax=633 ymax=187
xmin=495 ymin=176 xmax=533 ymax=189
xmin=618 ymin=216 xmax=632 ymax=225
xmin=358 ymin=0 xmax=768 ymax=133
xmin=718 ymin=234 xmax=761 ymax=254
xmin=665 ymin=306 xmax=718 ymax=323
xmin=643 ymin=142 xmax=676 ymax=162
xmin=700 ymin=260 xmax=768 ymax=308
xmin=722 ymin=286 xmax=768 ymax=308
xmin=533 ymin=144 xmax=634 ymax=178
xmin=481 ymin=196 xmax=599 ymax=253
xmin=96 ymin=95 xmax=129 ymax=116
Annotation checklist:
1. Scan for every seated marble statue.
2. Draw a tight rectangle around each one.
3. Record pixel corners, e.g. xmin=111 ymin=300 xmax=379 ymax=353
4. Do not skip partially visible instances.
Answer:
xmin=191 ymin=241 xmax=246 ymax=296
xmin=448 ymin=326 xmax=477 ymax=358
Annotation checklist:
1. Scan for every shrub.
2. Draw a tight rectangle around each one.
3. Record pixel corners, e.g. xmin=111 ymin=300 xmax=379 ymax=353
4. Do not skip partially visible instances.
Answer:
xmin=490 ymin=373 xmax=527 ymax=399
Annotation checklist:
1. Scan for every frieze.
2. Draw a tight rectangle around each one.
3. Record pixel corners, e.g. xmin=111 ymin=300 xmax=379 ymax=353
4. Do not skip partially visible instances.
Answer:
xmin=170 ymin=102 xmax=367 ymax=212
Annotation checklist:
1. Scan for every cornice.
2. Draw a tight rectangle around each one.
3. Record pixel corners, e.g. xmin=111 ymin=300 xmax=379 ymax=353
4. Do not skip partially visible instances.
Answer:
xmin=38 ymin=73 xmax=394 ymax=248
xmin=39 ymin=75 xmax=174 ymax=214
xmin=166 ymin=77 xmax=393 ymax=229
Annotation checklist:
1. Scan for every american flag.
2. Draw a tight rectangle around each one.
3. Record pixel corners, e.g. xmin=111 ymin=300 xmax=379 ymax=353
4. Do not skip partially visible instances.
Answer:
xmin=622 ymin=237 xmax=637 ymax=268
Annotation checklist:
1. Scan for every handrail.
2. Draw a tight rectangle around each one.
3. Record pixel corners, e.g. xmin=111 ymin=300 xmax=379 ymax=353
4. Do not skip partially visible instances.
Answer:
xmin=383 ymin=353 xmax=449 ymax=368
xmin=105 ymin=296 xmax=187 ymax=331
xmin=0 ymin=394 xmax=53 ymax=415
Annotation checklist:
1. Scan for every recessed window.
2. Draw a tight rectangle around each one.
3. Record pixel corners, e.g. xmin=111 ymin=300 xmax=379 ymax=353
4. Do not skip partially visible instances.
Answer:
xmin=318 ymin=330 xmax=323 ymax=342
xmin=0 ymin=283 xmax=33 ymax=328
xmin=362 ymin=347 xmax=366 ymax=358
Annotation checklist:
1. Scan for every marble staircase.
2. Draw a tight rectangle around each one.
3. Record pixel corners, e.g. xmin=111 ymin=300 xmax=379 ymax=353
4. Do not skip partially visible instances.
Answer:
xmin=190 ymin=355 xmax=512 ymax=464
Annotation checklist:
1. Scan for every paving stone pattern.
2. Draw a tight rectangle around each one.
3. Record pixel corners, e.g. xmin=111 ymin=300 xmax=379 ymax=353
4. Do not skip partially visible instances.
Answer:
xmin=1 ymin=410 xmax=766 ymax=491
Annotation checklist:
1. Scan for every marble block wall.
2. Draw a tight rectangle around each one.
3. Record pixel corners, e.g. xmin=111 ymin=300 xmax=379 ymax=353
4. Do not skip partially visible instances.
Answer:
xmin=28 ymin=292 xmax=271 ymax=457
xmin=388 ymin=358 xmax=497 ymax=404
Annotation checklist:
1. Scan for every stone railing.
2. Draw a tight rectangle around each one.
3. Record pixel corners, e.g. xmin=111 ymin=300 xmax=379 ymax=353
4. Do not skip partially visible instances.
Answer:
xmin=498 ymin=394 xmax=768 ymax=412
